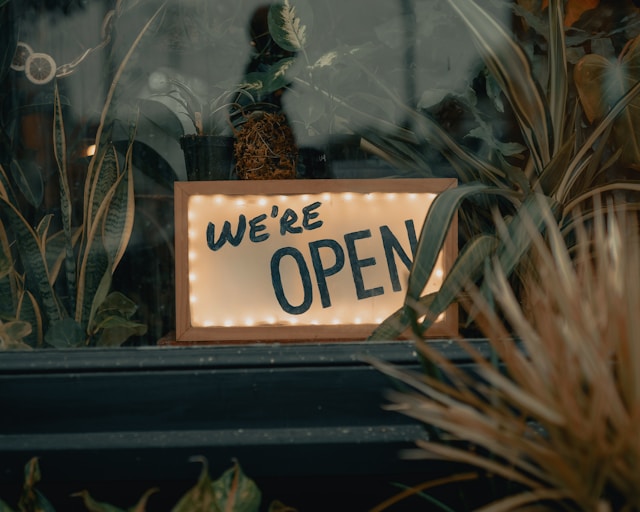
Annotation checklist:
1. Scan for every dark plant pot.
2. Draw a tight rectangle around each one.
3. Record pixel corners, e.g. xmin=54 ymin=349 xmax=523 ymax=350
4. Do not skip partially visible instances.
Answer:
xmin=180 ymin=135 xmax=234 ymax=181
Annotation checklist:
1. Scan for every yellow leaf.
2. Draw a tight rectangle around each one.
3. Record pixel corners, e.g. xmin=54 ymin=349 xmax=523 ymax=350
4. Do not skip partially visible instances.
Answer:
xmin=574 ymin=33 xmax=640 ymax=165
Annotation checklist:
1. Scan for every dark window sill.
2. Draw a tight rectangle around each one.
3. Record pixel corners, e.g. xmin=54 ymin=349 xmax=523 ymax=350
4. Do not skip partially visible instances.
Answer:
xmin=0 ymin=339 xmax=488 ymax=507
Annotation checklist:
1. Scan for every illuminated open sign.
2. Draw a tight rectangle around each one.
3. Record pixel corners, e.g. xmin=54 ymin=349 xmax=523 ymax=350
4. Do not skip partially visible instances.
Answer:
xmin=174 ymin=179 xmax=457 ymax=343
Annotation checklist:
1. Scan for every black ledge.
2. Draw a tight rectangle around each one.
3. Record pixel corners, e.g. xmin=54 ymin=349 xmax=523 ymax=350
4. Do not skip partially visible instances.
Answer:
xmin=0 ymin=340 xmax=488 ymax=508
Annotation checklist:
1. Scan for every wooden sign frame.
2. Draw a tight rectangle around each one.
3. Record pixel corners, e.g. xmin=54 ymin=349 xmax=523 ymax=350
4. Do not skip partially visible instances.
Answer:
xmin=175 ymin=178 xmax=457 ymax=343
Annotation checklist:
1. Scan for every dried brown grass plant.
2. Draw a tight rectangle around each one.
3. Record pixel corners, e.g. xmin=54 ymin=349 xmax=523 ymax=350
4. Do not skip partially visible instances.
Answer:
xmin=372 ymin=200 xmax=640 ymax=511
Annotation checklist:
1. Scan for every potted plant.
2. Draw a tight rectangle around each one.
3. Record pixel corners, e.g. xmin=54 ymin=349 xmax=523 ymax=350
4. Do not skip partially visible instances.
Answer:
xmin=357 ymin=0 xmax=640 ymax=340
xmin=137 ymin=2 xmax=302 ymax=182
xmin=263 ymin=0 xmax=464 ymax=180
xmin=360 ymin=0 xmax=640 ymax=507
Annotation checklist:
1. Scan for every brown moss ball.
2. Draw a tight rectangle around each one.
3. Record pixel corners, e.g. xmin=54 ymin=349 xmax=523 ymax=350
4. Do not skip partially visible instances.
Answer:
xmin=234 ymin=111 xmax=298 ymax=180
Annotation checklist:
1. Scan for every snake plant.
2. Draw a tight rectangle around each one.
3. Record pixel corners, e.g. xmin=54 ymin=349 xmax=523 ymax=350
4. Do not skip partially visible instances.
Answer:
xmin=0 ymin=1 xmax=169 ymax=348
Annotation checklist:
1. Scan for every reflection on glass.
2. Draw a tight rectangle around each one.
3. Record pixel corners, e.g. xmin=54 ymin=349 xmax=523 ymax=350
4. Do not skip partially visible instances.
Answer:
xmin=0 ymin=0 xmax=532 ymax=347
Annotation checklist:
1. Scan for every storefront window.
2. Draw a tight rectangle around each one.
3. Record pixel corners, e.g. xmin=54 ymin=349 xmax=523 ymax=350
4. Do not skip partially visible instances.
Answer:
xmin=1 ymin=0 xmax=638 ymax=348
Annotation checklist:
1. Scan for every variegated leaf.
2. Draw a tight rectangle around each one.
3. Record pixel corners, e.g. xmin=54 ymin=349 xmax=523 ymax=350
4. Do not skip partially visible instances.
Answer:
xmin=268 ymin=0 xmax=312 ymax=52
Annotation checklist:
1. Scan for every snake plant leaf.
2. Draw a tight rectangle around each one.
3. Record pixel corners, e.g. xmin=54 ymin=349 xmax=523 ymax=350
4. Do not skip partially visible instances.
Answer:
xmin=268 ymin=0 xmax=312 ymax=53
xmin=77 ymin=144 xmax=128 ymax=327
xmin=211 ymin=461 xmax=261 ymax=512
xmin=16 ymin=289 xmax=42 ymax=348
xmin=45 ymin=227 xmax=81 ymax=286
xmin=9 ymin=158 xmax=44 ymax=208
xmin=443 ymin=0 xmax=553 ymax=174
xmin=82 ymin=137 xmax=135 ymax=333
xmin=53 ymin=84 xmax=77 ymax=310
xmin=574 ymin=33 xmax=640 ymax=166
xmin=86 ymin=145 xmax=119 ymax=237
xmin=45 ymin=317 xmax=85 ymax=348
xmin=406 ymin=182 xmax=520 ymax=303
xmin=370 ymin=233 xmax=499 ymax=340
xmin=0 ymin=197 xmax=61 ymax=325
xmin=171 ymin=457 xmax=222 ymax=512
xmin=102 ymin=140 xmax=135 ymax=272
xmin=76 ymin=236 xmax=109 ymax=329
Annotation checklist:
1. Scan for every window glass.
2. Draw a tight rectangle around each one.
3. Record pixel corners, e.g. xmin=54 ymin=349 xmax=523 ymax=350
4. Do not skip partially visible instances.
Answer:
xmin=2 ymin=1 xmax=634 ymax=348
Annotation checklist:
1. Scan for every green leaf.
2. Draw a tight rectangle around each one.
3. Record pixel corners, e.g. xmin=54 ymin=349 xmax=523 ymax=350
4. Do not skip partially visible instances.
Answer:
xmin=267 ymin=501 xmax=297 ymax=512
xmin=0 ymin=197 xmax=61 ymax=326
xmin=417 ymin=233 xmax=499 ymax=333
xmin=212 ymin=461 xmax=261 ymax=512
xmin=268 ymin=0 xmax=312 ymax=52
xmin=4 ymin=319 xmax=31 ymax=342
xmin=16 ymin=289 xmax=42 ymax=348
xmin=94 ymin=316 xmax=147 ymax=347
xmin=138 ymin=99 xmax=186 ymax=140
xmin=92 ymin=292 xmax=147 ymax=347
xmin=9 ymin=158 xmax=44 ymax=209
xmin=171 ymin=457 xmax=221 ymax=512
xmin=370 ymin=234 xmax=498 ymax=340
xmin=77 ymin=159 xmax=126 ymax=327
xmin=102 ymin=140 xmax=135 ymax=272
xmin=53 ymin=84 xmax=77 ymax=314
xmin=0 ymin=499 xmax=16 ymax=512
xmin=547 ymin=0 xmax=568 ymax=153
xmin=18 ymin=458 xmax=56 ymax=512
xmin=406 ymin=182 xmax=519 ymax=303
xmin=574 ymin=33 xmax=640 ymax=166
xmin=72 ymin=488 xmax=157 ymax=512
xmin=72 ymin=490 xmax=127 ymax=512
xmin=86 ymin=145 xmax=119 ymax=236
xmin=45 ymin=317 xmax=85 ymax=348
xmin=44 ymin=228 xmax=81 ymax=286
xmin=247 ymin=57 xmax=297 ymax=95
xmin=0 ymin=319 xmax=33 ymax=350
xmin=489 ymin=193 xmax=559 ymax=288
xmin=94 ymin=292 xmax=138 ymax=322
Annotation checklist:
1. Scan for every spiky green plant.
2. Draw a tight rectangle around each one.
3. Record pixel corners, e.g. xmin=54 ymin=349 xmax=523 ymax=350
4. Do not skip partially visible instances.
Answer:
xmin=366 ymin=0 xmax=640 ymax=339
xmin=371 ymin=200 xmax=640 ymax=511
